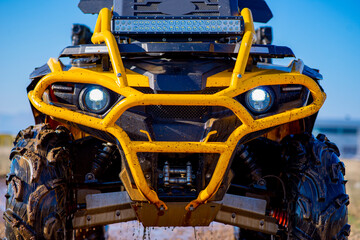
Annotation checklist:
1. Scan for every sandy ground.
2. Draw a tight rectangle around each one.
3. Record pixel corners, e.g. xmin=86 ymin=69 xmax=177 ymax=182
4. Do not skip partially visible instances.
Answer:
xmin=344 ymin=160 xmax=360 ymax=240
xmin=0 ymin=147 xmax=11 ymax=176
xmin=0 ymin=158 xmax=359 ymax=239
xmin=107 ymin=222 xmax=235 ymax=240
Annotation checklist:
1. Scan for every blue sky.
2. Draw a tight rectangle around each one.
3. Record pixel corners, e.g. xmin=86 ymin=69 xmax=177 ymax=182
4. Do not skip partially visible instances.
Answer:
xmin=0 ymin=0 xmax=359 ymax=133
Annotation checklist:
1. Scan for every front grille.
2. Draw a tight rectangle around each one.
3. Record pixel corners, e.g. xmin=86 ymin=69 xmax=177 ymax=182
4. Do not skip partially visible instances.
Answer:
xmin=133 ymin=87 xmax=226 ymax=94
xmin=117 ymin=104 xmax=239 ymax=142
xmin=147 ymin=105 xmax=210 ymax=120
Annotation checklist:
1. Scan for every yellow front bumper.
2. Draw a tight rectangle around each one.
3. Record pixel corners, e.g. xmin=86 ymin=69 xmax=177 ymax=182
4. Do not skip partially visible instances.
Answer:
xmin=28 ymin=8 xmax=326 ymax=211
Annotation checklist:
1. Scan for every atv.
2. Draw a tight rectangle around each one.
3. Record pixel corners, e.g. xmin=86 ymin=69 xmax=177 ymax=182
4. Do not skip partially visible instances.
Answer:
xmin=4 ymin=0 xmax=350 ymax=239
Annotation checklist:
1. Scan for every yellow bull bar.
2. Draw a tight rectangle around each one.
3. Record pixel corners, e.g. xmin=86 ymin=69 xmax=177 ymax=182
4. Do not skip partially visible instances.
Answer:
xmin=28 ymin=8 xmax=326 ymax=211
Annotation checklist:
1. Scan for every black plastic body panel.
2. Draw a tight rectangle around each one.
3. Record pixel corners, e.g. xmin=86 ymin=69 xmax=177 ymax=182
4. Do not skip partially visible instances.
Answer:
xmin=303 ymin=65 xmax=323 ymax=80
xmin=123 ymin=58 xmax=233 ymax=91
xmin=113 ymin=0 xmax=233 ymax=17
xmin=112 ymin=0 xmax=272 ymax=23
xmin=237 ymin=0 xmax=273 ymax=23
xmin=78 ymin=0 xmax=112 ymax=14
xmin=60 ymin=43 xmax=295 ymax=58
xmin=116 ymin=104 xmax=239 ymax=142
xmin=29 ymin=63 xmax=51 ymax=80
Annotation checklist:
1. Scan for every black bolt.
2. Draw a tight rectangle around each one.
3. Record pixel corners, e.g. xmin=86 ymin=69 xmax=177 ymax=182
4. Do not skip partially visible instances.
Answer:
xmin=259 ymin=220 xmax=265 ymax=226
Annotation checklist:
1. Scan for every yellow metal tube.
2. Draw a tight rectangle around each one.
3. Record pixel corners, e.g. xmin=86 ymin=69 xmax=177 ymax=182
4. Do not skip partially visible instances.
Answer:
xmin=107 ymin=126 xmax=168 ymax=210
xmin=130 ymin=142 xmax=228 ymax=154
xmin=32 ymin=68 xmax=139 ymax=98
xmin=102 ymin=93 xmax=255 ymax=127
xmin=47 ymin=58 xmax=62 ymax=72
xmin=230 ymin=8 xmax=255 ymax=88
xmin=186 ymin=148 xmax=235 ymax=210
xmin=91 ymin=8 xmax=128 ymax=87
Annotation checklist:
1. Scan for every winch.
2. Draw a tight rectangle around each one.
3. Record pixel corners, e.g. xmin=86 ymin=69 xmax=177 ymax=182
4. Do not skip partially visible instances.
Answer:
xmin=163 ymin=161 xmax=193 ymax=186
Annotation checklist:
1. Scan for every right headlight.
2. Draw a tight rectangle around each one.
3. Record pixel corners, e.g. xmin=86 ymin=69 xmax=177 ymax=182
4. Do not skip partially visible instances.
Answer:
xmin=245 ymin=87 xmax=274 ymax=114
xmin=79 ymin=86 xmax=111 ymax=114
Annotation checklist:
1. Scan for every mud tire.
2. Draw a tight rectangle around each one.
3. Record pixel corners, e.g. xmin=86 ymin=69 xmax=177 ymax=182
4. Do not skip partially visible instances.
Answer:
xmin=283 ymin=133 xmax=350 ymax=240
xmin=4 ymin=124 xmax=72 ymax=240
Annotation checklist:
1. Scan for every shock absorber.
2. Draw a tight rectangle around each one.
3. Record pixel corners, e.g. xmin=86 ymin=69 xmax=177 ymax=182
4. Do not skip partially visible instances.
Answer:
xmin=237 ymin=144 xmax=262 ymax=183
xmin=85 ymin=143 xmax=116 ymax=182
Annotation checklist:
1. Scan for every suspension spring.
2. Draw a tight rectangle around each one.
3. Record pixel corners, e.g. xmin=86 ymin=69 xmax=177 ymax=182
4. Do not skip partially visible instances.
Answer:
xmin=271 ymin=209 xmax=288 ymax=228
xmin=237 ymin=145 xmax=262 ymax=182
xmin=86 ymin=143 xmax=116 ymax=181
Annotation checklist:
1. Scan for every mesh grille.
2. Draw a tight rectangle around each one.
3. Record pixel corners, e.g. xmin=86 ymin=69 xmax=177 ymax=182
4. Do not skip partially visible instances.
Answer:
xmin=119 ymin=104 xmax=240 ymax=142
xmin=133 ymin=87 xmax=226 ymax=94
xmin=147 ymin=105 xmax=210 ymax=120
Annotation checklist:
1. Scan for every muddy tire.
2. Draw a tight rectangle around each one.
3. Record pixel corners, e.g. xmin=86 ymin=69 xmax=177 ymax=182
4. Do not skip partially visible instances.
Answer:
xmin=4 ymin=124 xmax=72 ymax=240
xmin=283 ymin=133 xmax=350 ymax=240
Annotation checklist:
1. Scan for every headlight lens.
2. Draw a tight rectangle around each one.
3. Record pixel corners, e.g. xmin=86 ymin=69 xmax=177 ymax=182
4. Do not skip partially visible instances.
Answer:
xmin=81 ymin=86 xmax=110 ymax=113
xmin=245 ymin=87 xmax=274 ymax=114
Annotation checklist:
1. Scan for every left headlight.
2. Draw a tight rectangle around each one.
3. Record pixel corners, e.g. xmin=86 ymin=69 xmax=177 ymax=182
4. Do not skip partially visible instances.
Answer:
xmin=79 ymin=86 xmax=111 ymax=114
xmin=245 ymin=87 xmax=274 ymax=114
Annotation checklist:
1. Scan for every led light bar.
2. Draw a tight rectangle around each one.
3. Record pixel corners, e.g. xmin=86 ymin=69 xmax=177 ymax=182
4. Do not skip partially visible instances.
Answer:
xmin=112 ymin=17 xmax=244 ymax=35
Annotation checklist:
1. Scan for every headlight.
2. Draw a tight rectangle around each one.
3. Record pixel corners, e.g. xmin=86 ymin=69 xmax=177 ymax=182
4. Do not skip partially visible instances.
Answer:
xmin=245 ymin=87 xmax=274 ymax=114
xmin=80 ymin=86 xmax=110 ymax=114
